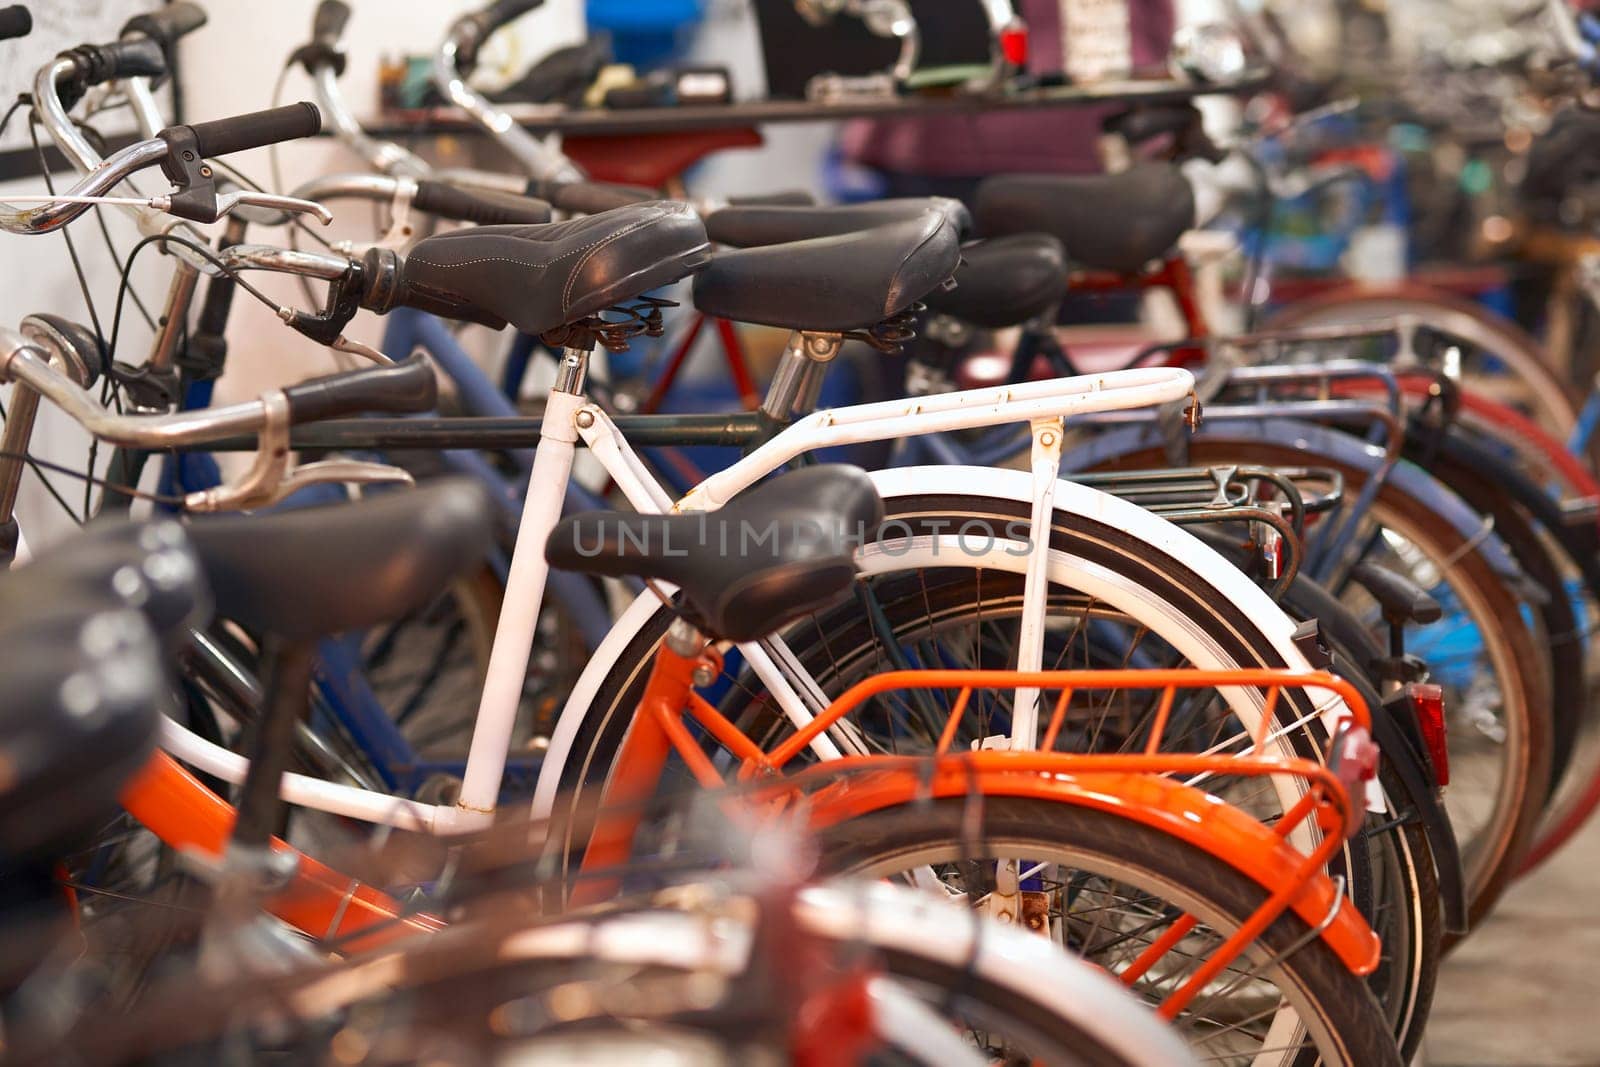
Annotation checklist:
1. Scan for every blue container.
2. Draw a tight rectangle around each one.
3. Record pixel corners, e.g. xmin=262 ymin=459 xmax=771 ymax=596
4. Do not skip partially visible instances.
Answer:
xmin=586 ymin=0 xmax=704 ymax=68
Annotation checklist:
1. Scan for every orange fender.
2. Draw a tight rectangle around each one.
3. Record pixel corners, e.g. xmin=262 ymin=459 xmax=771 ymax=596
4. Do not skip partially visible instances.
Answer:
xmin=801 ymin=757 xmax=1381 ymax=977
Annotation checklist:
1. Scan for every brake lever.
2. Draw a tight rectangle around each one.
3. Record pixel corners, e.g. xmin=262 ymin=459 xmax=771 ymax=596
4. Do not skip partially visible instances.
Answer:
xmin=183 ymin=391 xmax=413 ymax=512
xmin=214 ymin=189 xmax=334 ymax=226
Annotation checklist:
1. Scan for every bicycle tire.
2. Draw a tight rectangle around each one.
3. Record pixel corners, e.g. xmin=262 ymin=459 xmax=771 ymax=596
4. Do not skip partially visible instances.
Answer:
xmin=1267 ymin=284 xmax=1583 ymax=455
xmin=544 ymin=480 xmax=1445 ymax=1039
xmin=813 ymin=797 xmax=1404 ymax=1067
xmin=1091 ymin=429 xmax=1552 ymax=932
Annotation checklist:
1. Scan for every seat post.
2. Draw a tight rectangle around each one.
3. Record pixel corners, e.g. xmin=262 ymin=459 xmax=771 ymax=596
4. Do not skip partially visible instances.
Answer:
xmin=759 ymin=330 xmax=841 ymax=426
xmin=553 ymin=342 xmax=593 ymax=395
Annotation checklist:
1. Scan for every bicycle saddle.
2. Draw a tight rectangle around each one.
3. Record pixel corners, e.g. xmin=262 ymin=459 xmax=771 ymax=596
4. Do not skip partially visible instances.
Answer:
xmin=691 ymin=211 xmax=961 ymax=333
xmin=0 ymin=534 xmax=192 ymax=857
xmin=923 ymin=234 xmax=1068 ymax=329
xmin=705 ymin=196 xmax=971 ymax=248
xmin=545 ymin=465 xmax=884 ymax=643
xmin=386 ymin=200 xmax=711 ymax=336
xmin=6 ymin=519 xmax=207 ymax=644
xmin=186 ymin=479 xmax=495 ymax=640
xmin=975 ymin=164 xmax=1195 ymax=275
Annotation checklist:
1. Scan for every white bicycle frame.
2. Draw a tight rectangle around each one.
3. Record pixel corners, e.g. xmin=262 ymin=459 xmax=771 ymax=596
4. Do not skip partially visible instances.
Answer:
xmin=156 ymin=359 xmax=1210 ymax=834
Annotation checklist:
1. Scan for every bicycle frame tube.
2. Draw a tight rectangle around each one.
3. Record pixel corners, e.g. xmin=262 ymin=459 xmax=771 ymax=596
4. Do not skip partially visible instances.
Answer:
xmin=145 ymin=365 xmax=1203 ymax=835
xmin=120 ymin=753 xmax=443 ymax=949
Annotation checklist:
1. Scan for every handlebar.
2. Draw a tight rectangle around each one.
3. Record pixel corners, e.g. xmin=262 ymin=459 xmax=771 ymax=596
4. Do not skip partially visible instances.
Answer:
xmin=122 ymin=2 xmax=207 ymax=50
xmin=120 ymin=1 xmax=206 ymax=89
xmin=433 ymin=2 xmax=583 ymax=182
xmin=282 ymin=352 xmax=437 ymax=423
xmin=0 ymin=102 xmax=325 ymax=235
xmin=290 ymin=172 xmax=551 ymax=226
xmin=312 ymin=0 xmax=352 ymax=50
xmin=452 ymin=0 xmax=544 ymax=75
xmin=0 ymin=5 xmax=29 ymax=42
xmin=297 ymin=13 xmax=429 ymax=177
xmin=0 ymin=327 xmax=436 ymax=449
xmin=54 ymin=38 xmax=166 ymax=110
xmin=527 ymin=177 xmax=654 ymax=215
xmin=413 ymin=179 xmax=551 ymax=224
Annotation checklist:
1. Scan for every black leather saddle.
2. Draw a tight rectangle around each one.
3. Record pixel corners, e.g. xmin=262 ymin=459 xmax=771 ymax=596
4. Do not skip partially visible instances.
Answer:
xmin=705 ymin=196 xmax=971 ymax=248
xmin=975 ymin=164 xmax=1195 ymax=274
xmin=0 ymin=522 xmax=204 ymax=862
xmin=545 ymin=465 xmax=884 ymax=643
xmin=692 ymin=211 xmax=961 ymax=333
xmin=186 ymin=480 xmax=495 ymax=640
xmin=923 ymin=234 xmax=1068 ymax=329
xmin=391 ymin=200 xmax=711 ymax=336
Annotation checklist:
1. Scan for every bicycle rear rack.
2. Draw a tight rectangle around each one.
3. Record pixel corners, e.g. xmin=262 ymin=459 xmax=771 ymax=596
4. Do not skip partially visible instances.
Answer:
xmin=663 ymin=666 xmax=1386 ymax=1019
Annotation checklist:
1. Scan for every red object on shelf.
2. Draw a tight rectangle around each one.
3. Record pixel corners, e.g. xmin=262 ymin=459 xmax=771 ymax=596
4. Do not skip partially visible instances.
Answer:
xmin=562 ymin=126 xmax=764 ymax=187
xmin=1000 ymin=20 xmax=1029 ymax=67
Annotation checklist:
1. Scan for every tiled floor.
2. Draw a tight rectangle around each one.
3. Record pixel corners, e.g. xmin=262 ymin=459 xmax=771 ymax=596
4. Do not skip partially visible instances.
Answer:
xmin=1423 ymin=812 xmax=1600 ymax=1066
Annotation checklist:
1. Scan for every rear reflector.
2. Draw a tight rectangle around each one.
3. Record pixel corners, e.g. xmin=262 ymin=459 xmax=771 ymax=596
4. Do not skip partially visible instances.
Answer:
xmin=1408 ymin=682 xmax=1449 ymax=787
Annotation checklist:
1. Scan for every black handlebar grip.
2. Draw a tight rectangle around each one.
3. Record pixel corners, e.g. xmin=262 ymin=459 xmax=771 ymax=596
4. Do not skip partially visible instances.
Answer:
xmin=122 ymin=3 xmax=207 ymax=49
xmin=185 ymin=102 xmax=322 ymax=158
xmin=283 ymin=352 xmax=438 ymax=425
xmin=63 ymin=37 xmax=167 ymax=92
xmin=531 ymin=179 xmax=655 ymax=216
xmin=481 ymin=0 xmax=544 ymax=33
xmin=456 ymin=0 xmax=543 ymax=72
xmin=312 ymin=0 xmax=351 ymax=45
xmin=413 ymin=180 xmax=552 ymax=225
xmin=0 ymin=5 xmax=31 ymax=42
xmin=727 ymin=190 xmax=817 ymax=207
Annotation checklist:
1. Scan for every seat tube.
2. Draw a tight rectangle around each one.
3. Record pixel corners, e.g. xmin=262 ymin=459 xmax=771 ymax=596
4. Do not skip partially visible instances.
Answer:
xmin=456 ymin=345 xmax=592 ymax=821
xmin=571 ymin=619 xmax=705 ymax=905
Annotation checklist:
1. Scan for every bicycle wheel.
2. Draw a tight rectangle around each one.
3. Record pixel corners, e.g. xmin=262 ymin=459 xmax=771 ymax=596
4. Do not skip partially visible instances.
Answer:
xmin=814 ymin=797 xmax=1403 ymax=1067
xmin=1267 ymin=284 xmax=1582 ymax=453
xmin=32 ymin=880 xmax=1199 ymax=1067
xmin=542 ymin=476 xmax=1436 ymax=1041
xmin=711 ymin=557 xmax=1435 ymax=1058
xmin=549 ymin=475 xmax=1343 ymax=829
xmin=1244 ymin=562 xmax=1442 ymax=1057
xmin=1088 ymin=423 xmax=1552 ymax=931
xmin=1400 ymin=426 xmax=1587 ymax=794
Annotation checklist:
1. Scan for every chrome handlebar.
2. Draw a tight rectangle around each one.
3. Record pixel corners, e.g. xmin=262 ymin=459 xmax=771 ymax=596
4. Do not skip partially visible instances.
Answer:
xmin=433 ymin=23 xmax=584 ymax=183
xmin=0 ymin=329 xmax=285 ymax=448
xmin=0 ymin=136 xmax=172 ymax=235
xmin=217 ymin=242 xmax=352 ymax=280
xmin=310 ymin=62 xmax=431 ymax=178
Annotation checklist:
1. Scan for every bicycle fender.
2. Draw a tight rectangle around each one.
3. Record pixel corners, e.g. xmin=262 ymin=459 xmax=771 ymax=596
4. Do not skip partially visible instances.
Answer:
xmin=1368 ymin=699 xmax=1468 ymax=934
xmin=801 ymin=760 xmax=1382 ymax=977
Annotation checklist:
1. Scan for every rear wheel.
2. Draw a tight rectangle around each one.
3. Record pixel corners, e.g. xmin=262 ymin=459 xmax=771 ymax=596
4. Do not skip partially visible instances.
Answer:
xmin=1090 ymin=433 xmax=1553 ymax=931
xmin=816 ymin=797 xmax=1404 ymax=1067
xmin=551 ymin=483 xmax=1430 ymax=1046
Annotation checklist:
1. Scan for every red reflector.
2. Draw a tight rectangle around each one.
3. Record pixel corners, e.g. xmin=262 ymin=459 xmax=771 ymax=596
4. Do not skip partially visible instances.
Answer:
xmin=1000 ymin=21 xmax=1028 ymax=67
xmin=1408 ymin=682 xmax=1449 ymax=787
